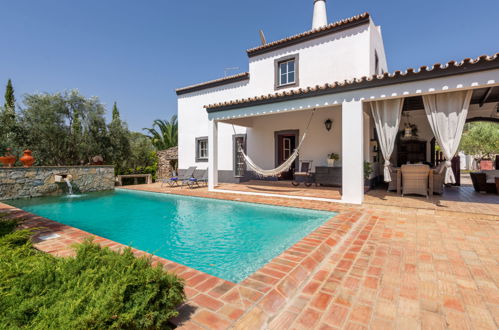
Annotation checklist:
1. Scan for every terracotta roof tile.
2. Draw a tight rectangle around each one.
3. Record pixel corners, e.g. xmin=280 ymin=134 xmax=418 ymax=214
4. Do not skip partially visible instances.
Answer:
xmin=246 ymin=13 xmax=371 ymax=57
xmin=176 ymin=72 xmax=249 ymax=95
xmin=205 ymin=53 xmax=499 ymax=112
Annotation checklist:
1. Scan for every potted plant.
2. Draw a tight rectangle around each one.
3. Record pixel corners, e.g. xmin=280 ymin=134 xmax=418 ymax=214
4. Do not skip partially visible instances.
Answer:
xmin=327 ymin=153 xmax=339 ymax=167
xmin=364 ymin=161 xmax=374 ymax=192
xmin=479 ymin=157 xmax=493 ymax=170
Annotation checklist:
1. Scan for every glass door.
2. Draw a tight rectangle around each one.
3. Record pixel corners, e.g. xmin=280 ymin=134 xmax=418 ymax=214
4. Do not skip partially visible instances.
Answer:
xmin=234 ymin=135 xmax=246 ymax=177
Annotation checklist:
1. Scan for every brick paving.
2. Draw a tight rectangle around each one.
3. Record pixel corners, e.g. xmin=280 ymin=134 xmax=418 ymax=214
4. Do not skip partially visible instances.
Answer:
xmin=0 ymin=183 xmax=497 ymax=329
xmin=219 ymin=174 xmax=499 ymax=219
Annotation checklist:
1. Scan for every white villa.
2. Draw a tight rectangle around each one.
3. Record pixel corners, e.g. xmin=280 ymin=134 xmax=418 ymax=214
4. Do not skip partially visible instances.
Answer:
xmin=176 ymin=0 xmax=499 ymax=204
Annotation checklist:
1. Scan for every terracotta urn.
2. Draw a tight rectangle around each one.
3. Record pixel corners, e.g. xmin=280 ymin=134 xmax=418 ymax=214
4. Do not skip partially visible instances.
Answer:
xmin=480 ymin=159 xmax=493 ymax=171
xmin=20 ymin=150 xmax=35 ymax=167
xmin=0 ymin=148 xmax=17 ymax=168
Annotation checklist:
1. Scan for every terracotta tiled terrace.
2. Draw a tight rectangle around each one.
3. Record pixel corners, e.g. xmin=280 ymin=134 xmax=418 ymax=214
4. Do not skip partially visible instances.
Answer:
xmin=0 ymin=180 xmax=497 ymax=330
xmin=218 ymin=174 xmax=499 ymax=220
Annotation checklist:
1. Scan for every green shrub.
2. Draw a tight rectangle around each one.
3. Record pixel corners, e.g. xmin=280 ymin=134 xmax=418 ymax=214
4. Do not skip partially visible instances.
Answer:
xmin=0 ymin=216 xmax=18 ymax=238
xmin=0 ymin=221 xmax=185 ymax=330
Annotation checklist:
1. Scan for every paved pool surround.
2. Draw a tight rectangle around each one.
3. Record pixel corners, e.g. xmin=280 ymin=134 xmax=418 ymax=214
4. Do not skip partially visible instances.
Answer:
xmin=0 ymin=166 xmax=114 ymax=200
xmin=1 ymin=186 xmax=498 ymax=329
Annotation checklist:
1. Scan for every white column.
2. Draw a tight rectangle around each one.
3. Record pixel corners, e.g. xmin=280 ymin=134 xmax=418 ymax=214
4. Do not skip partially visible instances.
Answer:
xmin=341 ymin=100 xmax=364 ymax=204
xmin=208 ymin=119 xmax=218 ymax=190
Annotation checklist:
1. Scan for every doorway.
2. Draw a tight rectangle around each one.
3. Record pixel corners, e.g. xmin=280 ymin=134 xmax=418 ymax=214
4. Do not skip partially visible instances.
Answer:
xmin=275 ymin=130 xmax=299 ymax=180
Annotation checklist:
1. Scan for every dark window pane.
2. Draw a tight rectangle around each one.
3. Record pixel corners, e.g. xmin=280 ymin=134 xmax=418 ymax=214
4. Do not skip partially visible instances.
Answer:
xmin=288 ymin=72 xmax=295 ymax=83
xmin=280 ymin=63 xmax=287 ymax=74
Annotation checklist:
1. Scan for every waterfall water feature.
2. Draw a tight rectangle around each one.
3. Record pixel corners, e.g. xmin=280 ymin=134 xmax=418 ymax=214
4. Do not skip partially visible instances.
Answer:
xmin=65 ymin=178 xmax=74 ymax=195
xmin=63 ymin=176 xmax=83 ymax=198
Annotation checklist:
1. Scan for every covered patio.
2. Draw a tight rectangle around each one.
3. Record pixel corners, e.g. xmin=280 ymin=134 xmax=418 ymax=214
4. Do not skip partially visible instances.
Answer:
xmin=205 ymin=55 xmax=499 ymax=205
xmin=216 ymin=173 xmax=499 ymax=219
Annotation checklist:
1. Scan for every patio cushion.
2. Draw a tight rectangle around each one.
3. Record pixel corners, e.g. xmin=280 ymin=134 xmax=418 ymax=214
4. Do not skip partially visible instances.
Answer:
xmin=483 ymin=170 xmax=499 ymax=184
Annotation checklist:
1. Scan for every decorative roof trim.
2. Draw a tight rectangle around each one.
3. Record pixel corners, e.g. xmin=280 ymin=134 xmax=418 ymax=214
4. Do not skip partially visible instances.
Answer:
xmin=205 ymin=54 xmax=499 ymax=112
xmin=176 ymin=72 xmax=249 ymax=96
xmin=246 ymin=13 xmax=371 ymax=57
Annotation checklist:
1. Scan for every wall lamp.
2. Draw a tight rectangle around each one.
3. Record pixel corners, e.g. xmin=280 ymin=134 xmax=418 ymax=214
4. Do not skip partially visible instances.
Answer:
xmin=324 ymin=119 xmax=333 ymax=131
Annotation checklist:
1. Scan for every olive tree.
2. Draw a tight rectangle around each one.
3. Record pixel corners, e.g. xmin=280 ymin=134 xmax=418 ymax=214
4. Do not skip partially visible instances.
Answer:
xmin=459 ymin=122 xmax=499 ymax=160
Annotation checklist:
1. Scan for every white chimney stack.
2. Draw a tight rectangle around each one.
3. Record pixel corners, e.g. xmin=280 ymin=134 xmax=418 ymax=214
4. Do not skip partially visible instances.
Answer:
xmin=312 ymin=0 xmax=328 ymax=29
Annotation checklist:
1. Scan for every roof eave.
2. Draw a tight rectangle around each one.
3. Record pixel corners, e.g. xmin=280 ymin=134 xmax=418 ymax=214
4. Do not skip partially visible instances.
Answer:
xmin=246 ymin=13 xmax=371 ymax=58
xmin=176 ymin=73 xmax=250 ymax=96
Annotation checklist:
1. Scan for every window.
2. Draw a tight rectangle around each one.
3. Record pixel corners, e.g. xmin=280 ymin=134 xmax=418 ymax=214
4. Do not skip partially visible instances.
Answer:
xmin=279 ymin=60 xmax=295 ymax=85
xmin=275 ymin=54 xmax=299 ymax=89
xmin=282 ymin=137 xmax=292 ymax=160
xmin=195 ymin=137 xmax=208 ymax=162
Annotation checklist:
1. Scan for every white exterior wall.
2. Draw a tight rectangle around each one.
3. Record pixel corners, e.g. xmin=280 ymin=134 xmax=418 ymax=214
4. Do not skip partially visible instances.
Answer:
xmin=178 ymin=82 xmax=249 ymax=172
xmin=369 ymin=22 xmax=388 ymax=74
xmin=248 ymin=24 xmax=372 ymax=94
xmin=178 ymin=20 xmax=382 ymax=174
xmin=243 ymin=107 xmax=342 ymax=171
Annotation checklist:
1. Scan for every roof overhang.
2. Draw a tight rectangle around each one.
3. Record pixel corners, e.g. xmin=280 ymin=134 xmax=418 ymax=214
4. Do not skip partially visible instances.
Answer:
xmin=207 ymin=64 xmax=499 ymax=121
xmin=206 ymin=54 xmax=499 ymax=114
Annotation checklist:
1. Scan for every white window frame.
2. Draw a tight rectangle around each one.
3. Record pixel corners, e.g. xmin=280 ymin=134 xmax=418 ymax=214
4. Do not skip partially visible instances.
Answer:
xmin=275 ymin=54 xmax=299 ymax=89
xmin=279 ymin=60 xmax=296 ymax=86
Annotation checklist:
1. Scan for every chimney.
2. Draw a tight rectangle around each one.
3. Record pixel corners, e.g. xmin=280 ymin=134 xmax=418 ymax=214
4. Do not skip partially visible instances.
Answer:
xmin=312 ymin=0 xmax=328 ymax=29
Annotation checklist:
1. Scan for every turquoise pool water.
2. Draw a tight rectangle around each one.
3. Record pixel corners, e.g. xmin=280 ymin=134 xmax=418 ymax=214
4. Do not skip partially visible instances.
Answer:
xmin=7 ymin=189 xmax=336 ymax=282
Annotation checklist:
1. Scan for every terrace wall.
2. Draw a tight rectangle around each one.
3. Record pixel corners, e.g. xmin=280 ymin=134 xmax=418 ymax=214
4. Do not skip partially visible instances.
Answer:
xmin=0 ymin=166 xmax=115 ymax=201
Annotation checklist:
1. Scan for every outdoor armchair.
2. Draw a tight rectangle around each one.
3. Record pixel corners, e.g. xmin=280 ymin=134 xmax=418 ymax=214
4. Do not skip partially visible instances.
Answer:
xmin=401 ymin=164 xmax=431 ymax=198
xmin=387 ymin=167 xmax=399 ymax=192
xmin=470 ymin=172 xmax=497 ymax=194
xmin=431 ymin=163 xmax=445 ymax=195
xmin=292 ymin=160 xmax=313 ymax=187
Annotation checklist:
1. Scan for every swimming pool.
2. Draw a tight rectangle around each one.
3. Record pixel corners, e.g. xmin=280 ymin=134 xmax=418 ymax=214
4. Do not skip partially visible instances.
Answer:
xmin=7 ymin=189 xmax=336 ymax=282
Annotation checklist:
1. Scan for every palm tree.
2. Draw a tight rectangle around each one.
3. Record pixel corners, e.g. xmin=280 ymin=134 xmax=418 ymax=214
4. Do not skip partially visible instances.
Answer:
xmin=143 ymin=115 xmax=178 ymax=150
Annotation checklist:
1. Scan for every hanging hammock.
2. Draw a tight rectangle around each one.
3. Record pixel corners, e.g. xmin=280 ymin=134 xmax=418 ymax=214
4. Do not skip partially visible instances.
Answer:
xmin=233 ymin=108 xmax=317 ymax=177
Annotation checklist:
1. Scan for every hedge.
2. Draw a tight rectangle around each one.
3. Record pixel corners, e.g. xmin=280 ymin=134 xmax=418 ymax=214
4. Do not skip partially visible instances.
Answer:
xmin=0 ymin=216 xmax=185 ymax=329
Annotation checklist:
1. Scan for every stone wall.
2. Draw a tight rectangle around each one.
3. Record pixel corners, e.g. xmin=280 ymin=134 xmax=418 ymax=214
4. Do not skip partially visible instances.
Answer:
xmin=157 ymin=147 xmax=178 ymax=179
xmin=0 ymin=166 xmax=115 ymax=200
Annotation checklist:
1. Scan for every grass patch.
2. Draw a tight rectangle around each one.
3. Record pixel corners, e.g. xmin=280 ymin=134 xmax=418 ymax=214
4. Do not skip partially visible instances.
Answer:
xmin=0 ymin=214 xmax=185 ymax=329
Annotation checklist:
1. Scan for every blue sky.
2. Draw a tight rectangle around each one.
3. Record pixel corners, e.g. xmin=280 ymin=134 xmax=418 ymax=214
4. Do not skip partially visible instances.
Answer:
xmin=1 ymin=0 xmax=497 ymax=132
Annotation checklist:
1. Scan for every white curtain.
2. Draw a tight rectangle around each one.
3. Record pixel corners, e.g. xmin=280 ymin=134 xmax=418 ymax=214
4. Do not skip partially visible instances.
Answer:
xmin=370 ymin=98 xmax=404 ymax=182
xmin=423 ymin=90 xmax=472 ymax=184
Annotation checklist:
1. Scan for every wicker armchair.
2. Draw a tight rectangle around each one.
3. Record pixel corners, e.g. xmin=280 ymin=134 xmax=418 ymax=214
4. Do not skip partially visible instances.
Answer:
xmin=432 ymin=171 xmax=444 ymax=195
xmin=401 ymin=164 xmax=431 ymax=198
xmin=432 ymin=165 xmax=445 ymax=195
xmin=387 ymin=167 xmax=400 ymax=192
